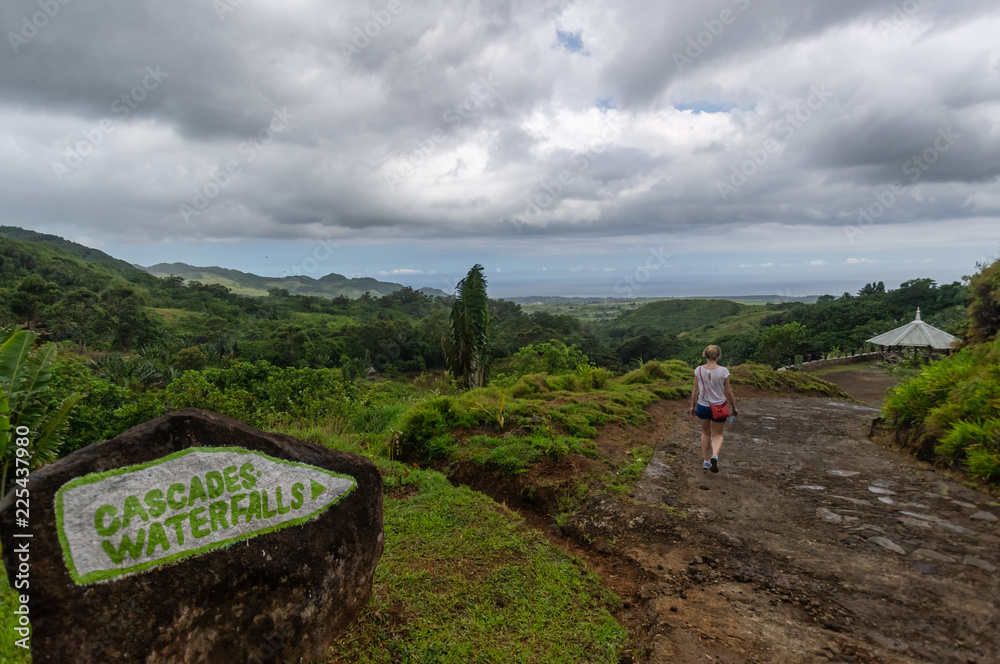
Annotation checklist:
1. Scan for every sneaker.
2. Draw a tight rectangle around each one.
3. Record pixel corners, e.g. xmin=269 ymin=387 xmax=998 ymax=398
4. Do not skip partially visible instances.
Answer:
xmin=710 ymin=456 xmax=719 ymax=473
xmin=702 ymin=460 xmax=711 ymax=470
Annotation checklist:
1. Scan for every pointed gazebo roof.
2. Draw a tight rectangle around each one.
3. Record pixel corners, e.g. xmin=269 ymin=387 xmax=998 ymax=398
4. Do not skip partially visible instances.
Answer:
xmin=866 ymin=308 xmax=957 ymax=350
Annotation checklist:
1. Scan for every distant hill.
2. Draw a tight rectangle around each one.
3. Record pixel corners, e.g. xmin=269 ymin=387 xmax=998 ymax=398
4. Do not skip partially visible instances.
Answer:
xmin=0 ymin=226 xmax=448 ymax=299
xmin=144 ymin=262 xmax=449 ymax=299
xmin=0 ymin=226 xmax=143 ymax=276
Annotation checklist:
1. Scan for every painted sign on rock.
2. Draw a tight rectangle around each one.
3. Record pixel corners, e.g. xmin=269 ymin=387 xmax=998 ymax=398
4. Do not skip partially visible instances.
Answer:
xmin=0 ymin=409 xmax=383 ymax=664
xmin=56 ymin=447 xmax=356 ymax=584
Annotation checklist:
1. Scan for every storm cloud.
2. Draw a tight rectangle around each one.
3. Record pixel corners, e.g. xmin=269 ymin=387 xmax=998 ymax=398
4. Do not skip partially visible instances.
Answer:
xmin=1 ymin=0 xmax=998 ymax=294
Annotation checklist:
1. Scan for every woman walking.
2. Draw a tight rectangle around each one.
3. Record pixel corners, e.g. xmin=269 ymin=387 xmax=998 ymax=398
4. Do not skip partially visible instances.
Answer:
xmin=690 ymin=345 xmax=738 ymax=472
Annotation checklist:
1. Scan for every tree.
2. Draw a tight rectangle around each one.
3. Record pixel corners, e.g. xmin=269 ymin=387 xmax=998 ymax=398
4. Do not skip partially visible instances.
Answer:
xmin=49 ymin=287 xmax=108 ymax=351
xmin=443 ymin=265 xmax=492 ymax=389
xmin=857 ymin=281 xmax=885 ymax=296
xmin=755 ymin=322 xmax=808 ymax=367
xmin=10 ymin=273 xmax=60 ymax=329
xmin=101 ymin=284 xmax=156 ymax=350
xmin=0 ymin=326 xmax=81 ymax=495
xmin=964 ymin=259 xmax=1000 ymax=344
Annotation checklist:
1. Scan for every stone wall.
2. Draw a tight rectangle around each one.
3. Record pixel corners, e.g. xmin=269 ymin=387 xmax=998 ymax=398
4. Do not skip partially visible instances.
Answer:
xmin=792 ymin=352 xmax=882 ymax=372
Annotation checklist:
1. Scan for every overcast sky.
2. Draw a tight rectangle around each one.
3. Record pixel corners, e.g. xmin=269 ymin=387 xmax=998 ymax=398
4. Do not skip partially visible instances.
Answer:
xmin=2 ymin=0 xmax=998 ymax=297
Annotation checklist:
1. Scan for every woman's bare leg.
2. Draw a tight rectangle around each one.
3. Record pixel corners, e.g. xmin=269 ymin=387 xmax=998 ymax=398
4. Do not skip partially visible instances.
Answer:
xmin=700 ymin=418 xmax=713 ymax=461
xmin=711 ymin=420 xmax=726 ymax=457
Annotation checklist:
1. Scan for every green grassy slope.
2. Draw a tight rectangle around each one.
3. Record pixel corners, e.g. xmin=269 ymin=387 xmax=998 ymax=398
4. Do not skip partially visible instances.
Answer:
xmin=602 ymin=298 xmax=760 ymax=338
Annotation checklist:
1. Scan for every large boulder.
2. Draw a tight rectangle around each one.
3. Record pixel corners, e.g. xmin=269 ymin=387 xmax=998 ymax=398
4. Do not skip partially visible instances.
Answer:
xmin=0 ymin=408 xmax=384 ymax=664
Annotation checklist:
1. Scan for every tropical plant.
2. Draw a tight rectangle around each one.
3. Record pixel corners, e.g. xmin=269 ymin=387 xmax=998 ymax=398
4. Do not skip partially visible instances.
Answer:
xmin=964 ymin=258 xmax=1000 ymax=344
xmin=443 ymin=264 xmax=493 ymax=389
xmin=0 ymin=326 xmax=81 ymax=496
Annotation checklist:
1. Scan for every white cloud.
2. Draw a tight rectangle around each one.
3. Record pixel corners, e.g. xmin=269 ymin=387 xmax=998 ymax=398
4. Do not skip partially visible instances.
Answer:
xmin=0 ymin=0 xmax=995 ymax=294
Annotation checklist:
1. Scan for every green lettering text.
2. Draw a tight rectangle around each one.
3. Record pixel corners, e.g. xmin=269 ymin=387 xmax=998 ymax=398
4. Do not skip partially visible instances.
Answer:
xmin=239 ymin=462 xmax=257 ymax=490
xmin=94 ymin=504 xmax=121 ymax=537
xmin=223 ymin=465 xmax=241 ymax=493
xmin=275 ymin=486 xmax=291 ymax=515
xmin=262 ymin=489 xmax=278 ymax=519
xmin=230 ymin=493 xmax=248 ymax=525
xmin=144 ymin=489 xmax=167 ymax=518
xmin=208 ymin=500 xmax=229 ymax=532
xmin=290 ymin=483 xmax=304 ymax=510
xmin=163 ymin=512 xmax=189 ymax=547
xmin=187 ymin=476 xmax=208 ymax=506
xmin=246 ymin=490 xmax=263 ymax=523
xmin=102 ymin=529 xmax=146 ymax=565
xmin=122 ymin=495 xmax=149 ymax=528
xmin=189 ymin=506 xmax=211 ymax=538
xmin=166 ymin=482 xmax=186 ymax=510
xmin=146 ymin=521 xmax=171 ymax=555
xmin=205 ymin=471 xmax=225 ymax=499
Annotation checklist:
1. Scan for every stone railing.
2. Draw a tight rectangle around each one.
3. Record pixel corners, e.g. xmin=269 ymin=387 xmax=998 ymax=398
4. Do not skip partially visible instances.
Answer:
xmin=783 ymin=351 xmax=882 ymax=372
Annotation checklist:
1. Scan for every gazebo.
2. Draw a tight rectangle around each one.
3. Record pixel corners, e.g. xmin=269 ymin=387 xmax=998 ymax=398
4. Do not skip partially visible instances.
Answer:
xmin=866 ymin=308 xmax=957 ymax=359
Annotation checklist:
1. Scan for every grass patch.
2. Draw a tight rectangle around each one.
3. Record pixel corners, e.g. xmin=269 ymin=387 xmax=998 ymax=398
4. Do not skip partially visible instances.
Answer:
xmin=606 ymin=445 xmax=655 ymax=495
xmin=397 ymin=365 xmax=692 ymax=465
xmin=331 ymin=463 xmax=628 ymax=663
xmin=463 ymin=433 xmax=596 ymax=475
xmin=150 ymin=307 xmax=209 ymax=336
xmin=729 ymin=363 xmax=849 ymax=398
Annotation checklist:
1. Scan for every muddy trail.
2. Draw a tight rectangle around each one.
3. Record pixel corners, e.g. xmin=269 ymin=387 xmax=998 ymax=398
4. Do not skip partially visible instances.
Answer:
xmin=491 ymin=370 xmax=1000 ymax=663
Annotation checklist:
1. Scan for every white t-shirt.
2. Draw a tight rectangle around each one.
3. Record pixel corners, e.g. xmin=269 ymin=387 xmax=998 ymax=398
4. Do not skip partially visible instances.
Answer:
xmin=696 ymin=365 xmax=730 ymax=407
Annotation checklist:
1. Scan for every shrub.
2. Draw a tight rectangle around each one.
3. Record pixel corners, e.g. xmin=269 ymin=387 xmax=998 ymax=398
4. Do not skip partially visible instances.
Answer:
xmin=506 ymin=340 xmax=593 ymax=378
xmin=883 ymin=336 xmax=1000 ymax=482
xmin=174 ymin=346 xmax=207 ymax=371
xmin=398 ymin=396 xmax=459 ymax=458
xmin=936 ymin=419 xmax=1000 ymax=460
xmin=619 ymin=360 xmax=691 ymax=385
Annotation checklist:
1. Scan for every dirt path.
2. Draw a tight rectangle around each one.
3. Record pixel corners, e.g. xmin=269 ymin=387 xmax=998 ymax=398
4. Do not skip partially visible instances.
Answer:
xmin=805 ymin=366 xmax=901 ymax=407
xmin=566 ymin=371 xmax=1000 ymax=663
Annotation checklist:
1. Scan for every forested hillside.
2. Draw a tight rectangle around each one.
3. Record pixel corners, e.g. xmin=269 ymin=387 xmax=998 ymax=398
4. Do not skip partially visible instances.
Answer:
xmin=143 ymin=262 xmax=448 ymax=299
xmin=1 ymin=229 xmax=968 ymax=376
